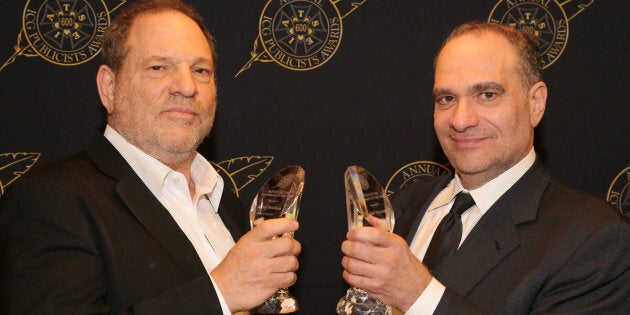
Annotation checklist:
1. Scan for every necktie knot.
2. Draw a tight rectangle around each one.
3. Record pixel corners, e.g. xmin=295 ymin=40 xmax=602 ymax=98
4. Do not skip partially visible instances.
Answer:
xmin=450 ymin=192 xmax=475 ymax=216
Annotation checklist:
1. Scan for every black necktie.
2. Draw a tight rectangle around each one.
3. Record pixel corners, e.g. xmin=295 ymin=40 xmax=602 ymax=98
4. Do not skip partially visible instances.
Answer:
xmin=423 ymin=192 xmax=475 ymax=272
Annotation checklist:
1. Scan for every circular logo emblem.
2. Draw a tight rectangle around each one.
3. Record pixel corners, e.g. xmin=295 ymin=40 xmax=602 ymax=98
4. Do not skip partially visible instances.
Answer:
xmin=607 ymin=166 xmax=630 ymax=219
xmin=23 ymin=0 xmax=109 ymax=66
xmin=489 ymin=0 xmax=569 ymax=68
xmin=259 ymin=0 xmax=342 ymax=71
xmin=385 ymin=161 xmax=452 ymax=196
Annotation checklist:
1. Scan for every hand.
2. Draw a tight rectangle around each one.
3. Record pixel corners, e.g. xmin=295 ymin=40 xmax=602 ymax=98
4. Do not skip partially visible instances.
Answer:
xmin=211 ymin=218 xmax=301 ymax=312
xmin=341 ymin=227 xmax=432 ymax=312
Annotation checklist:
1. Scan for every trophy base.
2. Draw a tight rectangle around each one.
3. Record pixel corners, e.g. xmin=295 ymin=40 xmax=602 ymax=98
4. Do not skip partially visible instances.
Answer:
xmin=251 ymin=289 xmax=298 ymax=314
xmin=336 ymin=287 xmax=391 ymax=315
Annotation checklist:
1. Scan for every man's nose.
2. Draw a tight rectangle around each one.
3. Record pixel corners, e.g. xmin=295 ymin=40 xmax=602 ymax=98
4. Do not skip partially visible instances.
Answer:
xmin=450 ymin=99 xmax=479 ymax=131
xmin=169 ymin=68 xmax=197 ymax=98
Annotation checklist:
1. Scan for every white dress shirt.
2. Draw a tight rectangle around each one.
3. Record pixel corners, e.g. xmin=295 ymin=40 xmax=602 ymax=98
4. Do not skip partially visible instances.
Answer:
xmin=104 ymin=126 xmax=235 ymax=314
xmin=405 ymin=149 xmax=536 ymax=315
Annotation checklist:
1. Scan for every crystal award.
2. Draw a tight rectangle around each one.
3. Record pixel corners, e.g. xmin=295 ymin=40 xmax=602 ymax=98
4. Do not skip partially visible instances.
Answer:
xmin=250 ymin=166 xmax=305 ymax=314
xmin=337 ymin=165 xmax=394 ymax=315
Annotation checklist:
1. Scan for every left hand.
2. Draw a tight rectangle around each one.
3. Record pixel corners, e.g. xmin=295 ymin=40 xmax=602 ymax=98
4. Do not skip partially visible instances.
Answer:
xmin=340 ymin=226 xmax=433 ymax=312
xmin=212 ymin=218 xmax=300 ymax=312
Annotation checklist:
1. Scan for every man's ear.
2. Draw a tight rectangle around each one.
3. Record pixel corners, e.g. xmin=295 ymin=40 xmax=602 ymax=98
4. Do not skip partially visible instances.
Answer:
xmin=528 ymin=81 xmax=547 ymax=128
xmin=96 ymin=65 xmax=116 ymax=114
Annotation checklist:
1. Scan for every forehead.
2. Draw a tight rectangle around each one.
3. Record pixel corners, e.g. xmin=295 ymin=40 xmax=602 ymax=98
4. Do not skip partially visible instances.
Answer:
xmin=125 ymin=10 xmax=212 ymax=60
xmin=435 ymin=31 xmax=520 ymax=86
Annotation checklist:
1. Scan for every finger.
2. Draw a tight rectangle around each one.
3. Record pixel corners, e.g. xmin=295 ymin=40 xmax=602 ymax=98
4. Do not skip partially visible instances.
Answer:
xmin=251 ymin=218 xmax=299 ymax=241
xmin=288 ymin=238 xmax=301 ymax=256
xmin=257 ymin=265 xmax=298 ymax=288
xmin=342 ymin=269 xmax=376 ymax=292
xmin=273 ymin=237 xmax=301 ymax=254
xmin=346 ymin=227 xmax=395 ymax=246
xmin=341 ymin=255 xmax=378 ymax=278
xmin=267 ymin=255 xmax=300 ymax=273
xmin=341 ymin=239 xmax=383 ymax=264
xmin=273 ymin=270 xmax=298 ymax=288
xmin=258 ymin=237 xmax=301 ymax=259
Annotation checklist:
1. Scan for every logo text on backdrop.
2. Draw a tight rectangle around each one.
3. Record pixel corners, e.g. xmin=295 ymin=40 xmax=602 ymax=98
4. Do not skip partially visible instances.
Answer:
xmin=235 ymin=0 xmax=366 ymax=77
xmin=488 ymin=0 xmax=594 ymax=69
xmin=385 ymin=161 xmax=452 ymax=196
xmin=0 ymin=0 xmax=127 ymax=72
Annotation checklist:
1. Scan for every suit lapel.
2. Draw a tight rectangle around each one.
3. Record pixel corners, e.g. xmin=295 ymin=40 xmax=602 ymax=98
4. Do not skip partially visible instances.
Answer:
xmin=394 ymin=175 xmax=452 ymax=243
xmin=115 ymin=175 xmax=207 ymax=278
xmin=87 ymin=137 xmax=207 ymax=278
xmin=437 ymin=160 xmax=551 ymax=296
xmin=217 ymin=185 xmax=247 ymax=241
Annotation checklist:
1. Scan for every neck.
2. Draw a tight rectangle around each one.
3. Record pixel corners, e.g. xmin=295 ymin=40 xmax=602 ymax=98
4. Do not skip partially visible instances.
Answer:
xmin=187 ymin=177 xmax=196 ymax=199
xmin=459 ymin=173 xmax=495 ymax=190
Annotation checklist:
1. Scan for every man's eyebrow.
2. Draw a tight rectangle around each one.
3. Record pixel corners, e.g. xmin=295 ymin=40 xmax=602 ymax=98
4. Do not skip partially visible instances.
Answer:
xmin=471 ymin=81 xmax=506 ymax=93
xmin=432 ymin=88 xmax=452 ymax=97
xmin=143 ymin=55 xmax=174 ymax=64
xmin=192 ymin=57 xmax=213 ymax=67
xmin=143 ymin=56 xmax=213 ymax=66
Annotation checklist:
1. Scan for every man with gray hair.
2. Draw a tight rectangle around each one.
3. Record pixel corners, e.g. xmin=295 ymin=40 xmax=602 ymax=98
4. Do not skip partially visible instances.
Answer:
xmin=340 ymin=22 xmax=630 ymax=314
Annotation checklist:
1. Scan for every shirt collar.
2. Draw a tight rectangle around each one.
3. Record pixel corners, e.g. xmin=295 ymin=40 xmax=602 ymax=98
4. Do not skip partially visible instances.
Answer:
xmin=190 ymin=154 xmax=223 ymax=212
xmin=428 ymin=148 xmax=536 ymax=214
xmin=467 ymin=148 xmax=536 ymax=214
xmin=427 ymin=182 xmax=458 ymax=212
xmin=104 ymin=125 xmax=223 ymax=213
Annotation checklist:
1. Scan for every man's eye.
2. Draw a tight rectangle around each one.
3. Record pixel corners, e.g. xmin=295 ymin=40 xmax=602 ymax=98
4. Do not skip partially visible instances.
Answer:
xmin=150 ymin=65 xmax=164 ymax=71
xmin=480 ymin=92 xmax=496 ymax=99
xmin=437 ymin=95 xmax=455 ymax=103
xmin=193 ymin=67 xmax=213 ymax=83
xmin=193 ymin=67 xmax=213 ymax=76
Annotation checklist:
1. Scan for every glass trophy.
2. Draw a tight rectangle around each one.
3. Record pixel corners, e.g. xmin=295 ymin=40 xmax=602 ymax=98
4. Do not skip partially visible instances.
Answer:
xmin=250 ymin=166 xmax=305 ymax=314
xmin=337 ymin=165 xmax=394 ymax=315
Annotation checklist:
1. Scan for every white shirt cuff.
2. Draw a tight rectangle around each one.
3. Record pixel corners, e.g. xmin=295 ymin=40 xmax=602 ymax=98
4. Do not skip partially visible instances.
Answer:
xmin=209 ymin=275 xmax=232 ymax=315
xmin=405 ymin=277 xmax=445 ymax=315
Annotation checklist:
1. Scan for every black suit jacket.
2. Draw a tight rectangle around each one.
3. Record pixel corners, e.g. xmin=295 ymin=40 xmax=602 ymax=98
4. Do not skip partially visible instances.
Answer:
xmin=392 ymin=160 xmax=630 ymax=314
xmin=0 ymin=137 xmax=248 ymax=314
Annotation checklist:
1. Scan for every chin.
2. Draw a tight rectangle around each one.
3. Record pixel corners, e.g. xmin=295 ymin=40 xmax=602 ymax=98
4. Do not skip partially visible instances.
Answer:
xmin=451 ymin=158 xmax=492 ymax=175
xmin=158 ymin=133 xmax=199 ymax=151
xmin=161 ymin=141 xmax=199 ymax=154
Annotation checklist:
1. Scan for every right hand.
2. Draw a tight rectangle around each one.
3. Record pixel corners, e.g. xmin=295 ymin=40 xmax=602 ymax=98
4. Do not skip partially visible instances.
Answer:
xmin=211 ymin=218 xmax=301 ymax=312
xmin=341 ymin=226 xmax=432 ymax=312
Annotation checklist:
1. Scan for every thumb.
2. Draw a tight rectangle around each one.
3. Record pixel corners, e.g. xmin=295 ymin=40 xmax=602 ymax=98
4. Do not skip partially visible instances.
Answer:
xmin=249 ymin=218 xmax=299 ymax=241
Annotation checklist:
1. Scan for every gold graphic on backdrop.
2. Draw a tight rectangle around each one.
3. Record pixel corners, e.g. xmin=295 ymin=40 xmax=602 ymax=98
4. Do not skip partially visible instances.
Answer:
xmin=607 ymin=166 xmax=629 ymax=219
xmin=488 ymin=0 xmax=594 ymax=69
xmin=0 ymin=0 xmax=127 ymax=72
xmin=0 ymin=152 xmax=41 ymax=196
xmin=0 ymin=153 xmax=271 ymax=198
xmin=212 ymin=156 xmax=275 ymax=197
xmin=385 ymin=161 xmax=452 ymax=196
xmin=235 ymin=0 xmax=366 ymax=77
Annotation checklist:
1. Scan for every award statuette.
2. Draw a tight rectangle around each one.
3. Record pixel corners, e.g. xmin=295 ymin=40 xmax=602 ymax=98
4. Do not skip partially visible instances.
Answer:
xmin=250 ymin=166 xmax=305 ymax=314
xmin=337 ymin=165 xmax=394 ymax=315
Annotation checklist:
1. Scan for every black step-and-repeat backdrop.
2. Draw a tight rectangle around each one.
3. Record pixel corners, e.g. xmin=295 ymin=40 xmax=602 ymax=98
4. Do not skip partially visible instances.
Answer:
xmin=1 ymin=0 xmax=628 ymax=313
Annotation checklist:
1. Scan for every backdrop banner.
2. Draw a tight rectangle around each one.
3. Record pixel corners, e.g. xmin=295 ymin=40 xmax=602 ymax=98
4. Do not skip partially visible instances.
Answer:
xmin=1 ymin=0 xmax=628 ymax=313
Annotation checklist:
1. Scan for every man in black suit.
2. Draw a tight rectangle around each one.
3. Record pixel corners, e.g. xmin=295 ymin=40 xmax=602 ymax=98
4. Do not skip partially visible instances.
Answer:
xmin=340 ymin=22 xmax=630 ymax=314
xmin=0 ymin=0 xmax=300 ymax=314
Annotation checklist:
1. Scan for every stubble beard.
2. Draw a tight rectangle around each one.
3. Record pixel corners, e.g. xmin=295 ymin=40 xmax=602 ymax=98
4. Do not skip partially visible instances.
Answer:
xmin=111 ymin=97 xmax=215 ymax=167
